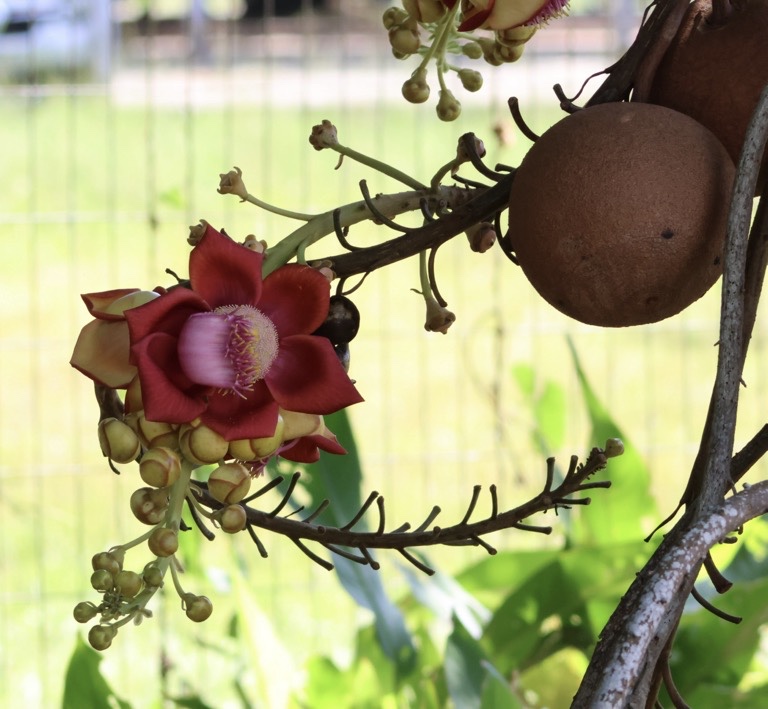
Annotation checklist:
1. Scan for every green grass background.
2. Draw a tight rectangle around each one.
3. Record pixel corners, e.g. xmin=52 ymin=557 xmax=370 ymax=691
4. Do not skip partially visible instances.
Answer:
xmin=2 ymin=88 xmax=767 ymax=707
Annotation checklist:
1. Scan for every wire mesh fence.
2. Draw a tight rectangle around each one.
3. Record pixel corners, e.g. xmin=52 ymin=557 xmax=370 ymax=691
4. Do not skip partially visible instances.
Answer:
xmin=2 ymin=0 xmax=767 ymax=706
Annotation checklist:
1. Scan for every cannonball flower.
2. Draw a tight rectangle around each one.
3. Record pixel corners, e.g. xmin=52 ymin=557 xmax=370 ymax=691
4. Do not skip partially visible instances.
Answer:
xmin=124 ymin=224 xmax=363 ymax=441
xmin=71 ymin=289 xmax=161 ymax=388
xmin=447 ymin=0 xmax=569 ymax=31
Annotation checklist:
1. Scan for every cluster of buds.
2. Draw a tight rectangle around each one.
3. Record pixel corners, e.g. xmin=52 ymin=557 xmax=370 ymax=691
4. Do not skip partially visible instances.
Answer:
xmin=73 ymin=546 xmax=213 ymax=651
xmin=382 ymin=0 xmax=569 ymax=120
xmin=81 ymin=372 xmax=341 ymax=650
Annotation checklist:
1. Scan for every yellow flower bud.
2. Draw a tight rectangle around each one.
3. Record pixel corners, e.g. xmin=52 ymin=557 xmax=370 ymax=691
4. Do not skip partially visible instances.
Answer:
xmin=179 ymin=422 xmax=229 ymax=465
xmin=148 ymin=527 xmax=178 ymax=557
xmin=402 ymin=72 xmax=430 ymax=104
xmin=130 ymin=487 xmax=168 ymax=525
xmin=207 ymin=463 xmax=251 ymax=504
xmin=388 ymin=26 xmax=420 ymax=56
xmin=219 ymin=504 xmax=247 ymax=534
xmin=458 ymin=68 xmax=483 ymax=93
xmin=136 ymin=414 xmax=178 ymax=450
xmin=98 ymin=418 xmax=141 ymax=464
xmin=140 ymin=447 xmax=182 ymax=488
xmin=227 ymin=415 xmax=285 ymax=461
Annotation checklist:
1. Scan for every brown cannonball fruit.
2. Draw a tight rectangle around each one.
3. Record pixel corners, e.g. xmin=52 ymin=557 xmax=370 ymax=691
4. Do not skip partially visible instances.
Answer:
xmin=507 ymin=101 xmax=735 ymax=327
xmin=647 ymin=0 xmax=768 ymax=192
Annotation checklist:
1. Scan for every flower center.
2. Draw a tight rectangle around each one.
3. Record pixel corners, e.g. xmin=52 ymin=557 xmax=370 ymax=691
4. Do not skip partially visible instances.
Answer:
xmin=178 ymin=305 xmax=279 ymax=396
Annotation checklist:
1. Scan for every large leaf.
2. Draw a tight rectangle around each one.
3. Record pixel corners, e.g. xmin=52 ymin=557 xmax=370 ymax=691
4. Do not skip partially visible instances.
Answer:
xmin=298 ymin=409 xmax=415 ymax=670
xmin=62 ymin=635 xmax=131 ymax=709
xmin=482 ymin=541 xmax=653 ymax=674
xmin=511 ymin=363 xmax=567 ymax=456
xmin=567 ymin=337 xmax=657 ymax=543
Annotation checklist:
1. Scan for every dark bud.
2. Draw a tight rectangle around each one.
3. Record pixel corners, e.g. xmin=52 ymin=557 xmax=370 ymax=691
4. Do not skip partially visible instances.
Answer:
xmin=313 ymin=295 xmax=360 ymax=346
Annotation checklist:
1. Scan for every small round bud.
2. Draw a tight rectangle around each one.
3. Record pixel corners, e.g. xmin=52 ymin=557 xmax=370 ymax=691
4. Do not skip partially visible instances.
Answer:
xmin=495 ymin=25 xmax=537 ymax=48
xmin=604 ymin=438 xmax=625 ymax=458
xmin=462 ymin=42 xmax=483 ymax=60
xmin=183 ymin=593 xmax=213 ymax=623
xmin=436 ymin=90 xmax=461 ymax=122
xmin=402 ymin=75 xmax=430 ymax=104
xmin=227 ymin=416 xmax=285 ymax=461
xmin=402 ymin=0 xmax=445 ymax=22
xmin=179 ymin=423 xmax=229 ymax=466
xmin=208 ymin=463 xmax=251 ymax=504
xmin=98 ymin=418 xmax=141 ymax=464
xmin=142 ymin=562 xmax=165 ymax=588
xmin=308 ymin=120 xmax=338 ymax=151
xmin=130 ymin=487 xmax=168 ymax=525
xmin=219 ymin=504 xmax=247 ymax=534
xmin=140 ymin=447 xmax=182 ymax=488
xmin=73 ymin=601 xmax=99 ymax=623
xmin=388 ymin=26 xmax=420 ymax=56
xmin=136 ymin=414 xmax=178 ymax=450
xmin=458 ymin=68 xmax=483 ymax=93
xmin=88 ymin=624 xmax=116 ymax=651
xmin=90 ymin=569 xmax=114 ymax=592
xmin=148 ymin=527 xmax=178 ymax=558
xmin=114 ymin=570 xmax=143 ymax=598
xmin=466 ymin=222 xmax=497 ymax=253
xmin=382 ymin=6 xmax=408 ymax=29
xmin=91 ymin=551 xmax=122 ymax=576
xmin=494 ymin=42 xmax=524 ymax=63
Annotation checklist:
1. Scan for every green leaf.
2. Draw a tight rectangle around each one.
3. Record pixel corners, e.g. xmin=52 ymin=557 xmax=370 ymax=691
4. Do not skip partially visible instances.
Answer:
xmin=445 ymin=616 xmax=490 ymax=709
xmin=480 ymin=661 xmax=522 ymax=709
xmin=298 ymin=410 xmax=415 ymax=671
xmin=62 ymin=635 xmax=131 ymax=709
xmin=511 ymin=364 xmax=566 ymax=456
xmin=482 ymin=541 xmax=653 ymax=674
xmin=566 ymin=337 xmax=657 ymax=543
xmin=672 ymin=577 xmax=768 ymax=693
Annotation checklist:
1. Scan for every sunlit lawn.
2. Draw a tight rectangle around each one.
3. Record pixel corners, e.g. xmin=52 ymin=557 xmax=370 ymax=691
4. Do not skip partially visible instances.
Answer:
xmin=2 ymin=87 xmax=767 ymax=707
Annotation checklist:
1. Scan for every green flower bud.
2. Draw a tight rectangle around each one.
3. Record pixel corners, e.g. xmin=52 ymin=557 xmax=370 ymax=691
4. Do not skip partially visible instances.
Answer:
xmin=605 ymin=438 xmax=625 ymax=458
xmin=462 ymin=42 xmax=483 ymax=60
xmin=458 ymin=68 xmax=483 ymax=93
xmin=208 ymin=463 xmax=251 ymax=504
xmin=179 ymin=422 xmax=229 ymax=466
xmin=142 ymin=562 xmax=164 ymax=588
xmin=227 ymin=416 xmax=285 ymax=461
xmin=495 ymin=25 xmax=537 ymax=48
xmin=388 ymin=26 xmax=420 ymax=56
xmin=401 ymin=72 xmax=430 ymax=104
xmin=114 ymin=570 xmax=143 ymax=598
xmin=91 ymin=550 xmax=122 ymax=576
xmin=130 ymin=487 xmax=168 ymax=525
xmin=88 ymin=624 xmax=116 ymax=651
xmin=494 ymin=42 xmax=525 ymax=63
xmin=140 ymin=447 xmax=182 ymax=488
xmin=183 ymin=593 xmax=213 ymax=623
xmin=219 ymin=504 xmax=247 ymax=534
xmin=98 ymin=418 xmax=141 ymax=464
xmin=73 ymin=601 xmax=99 ymax=623
xmin=90 ymin=569 xmax=114 ymax=592
xmin=436 ymin=90 xmax=461 ymax=122
xmin=382 ymin=6 xmax=408 ymax=29
xmin=148 ymin=528 xmax=178 ymax=558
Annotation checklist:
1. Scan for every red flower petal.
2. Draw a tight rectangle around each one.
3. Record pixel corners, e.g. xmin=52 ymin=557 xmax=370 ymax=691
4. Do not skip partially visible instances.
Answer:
xmin=259 ymin=264 xmax=331 ymax=337
xmin=280 ymin=432 xmax=347 ymax=463
xmin=70 ymin=320 xmax=136 ymax=388
xmin=202 ymin=382 xmax=281 ymax=440
xmin=82 ymin=289 xmax=141 ymax=321
xmin=189 ymin=225 xmax=264 ymax=309
xmin=131 ymin=332 xmax=208 ymax=424
xmin=126 ymin=287 xmax=208 ymax=343
xmin=458 ymin=2 xmax=494 ymax=30
xmin=265 ymin=334 xmax=363 ymax=414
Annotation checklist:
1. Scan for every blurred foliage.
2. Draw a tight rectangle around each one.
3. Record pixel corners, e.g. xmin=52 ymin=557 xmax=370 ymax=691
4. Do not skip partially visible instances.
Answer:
xmin=62 ymin=343 xmax=768 ymax=707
